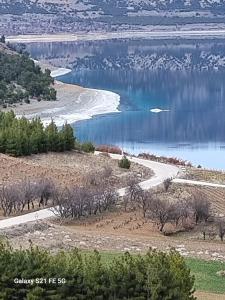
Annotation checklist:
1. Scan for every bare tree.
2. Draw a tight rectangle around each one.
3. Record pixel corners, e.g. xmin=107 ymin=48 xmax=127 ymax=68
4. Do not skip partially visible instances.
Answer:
xmin=0 ymin=184 xmax=15 ymax=216
xmin=139 ymin=190 xmax=154 ymax=218
xmin=189 ymin=190 xmax=211 ymax=224
xmin=122 ymin=194 xmax=130 ymax=212
xmin=148 ymin=197 xmax=174 ymax=232
xmin=52 ymin=187 xmax=72 ymax=220
xmin=98 ymin=187 xmax=118 ymax=212
xmin=20 ymin=179 xmax=37 ymax=211
xmin=52 ymin=183 xmax=118 ymax=221
xmin=0 ymin=182 xmax=32 ymax=215
xmin=163 ymin=178 xmax=172 ymax=192
xmin=85 ymin=167 xmax=113 ymax=188
xmin=126 ymin=177 xmax=143 ymax=209
xmin=169 ymin=199 xmax=192 ymax=227
xmin=200 ymin=222 xmax=207 ymax=240
xmin=217 ymin=218 xmax=225 ymax=242
xmin=35 ymin=178 xmax=55 ymax=207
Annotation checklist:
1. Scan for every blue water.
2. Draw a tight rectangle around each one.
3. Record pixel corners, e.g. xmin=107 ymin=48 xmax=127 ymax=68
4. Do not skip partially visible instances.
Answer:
xmin=25 ymin=39 xmax=225 ymax=170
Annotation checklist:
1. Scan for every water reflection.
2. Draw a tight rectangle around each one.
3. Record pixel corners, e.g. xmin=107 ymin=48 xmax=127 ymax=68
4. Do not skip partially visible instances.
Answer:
xmin=25 ymin=39 xmax=225 ymax=169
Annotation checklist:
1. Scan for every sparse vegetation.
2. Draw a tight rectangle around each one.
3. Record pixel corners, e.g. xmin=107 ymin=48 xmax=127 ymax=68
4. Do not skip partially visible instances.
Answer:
xmin=118 ymin=155 xmax=131 ymax=169
xmin=163 ymin=177 xmax=172 ymax=192
xmin=138 ymin=152 xmax=192 ymax=167
xmin=80 ymin=141 xmax=95 ymax=153
xmin=217 ymin=218 xmax=225 ymax=242
xmin=124 ymin=180 xmax=214 ymax=235
xmin=0 ymin=167 xmax=118 ymax=218
xmin=185 ymin=168 xmax=225 ymax=184
xmin=96 ymin=144 xmax=122 ymax=155
xmin=0 ymin=178 xmax=55 ymax=216
xmin=53 ymin=167 xmax=118 ymax=221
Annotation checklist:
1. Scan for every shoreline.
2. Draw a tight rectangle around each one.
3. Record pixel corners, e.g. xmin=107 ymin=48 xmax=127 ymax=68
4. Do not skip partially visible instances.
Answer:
xmin=6 ymin=28 xmax=225 ymax=44
xmin=13 ymin=66 xmax=120 ymax=126
xmin=50 ymin=68 xmax=72 ymax=78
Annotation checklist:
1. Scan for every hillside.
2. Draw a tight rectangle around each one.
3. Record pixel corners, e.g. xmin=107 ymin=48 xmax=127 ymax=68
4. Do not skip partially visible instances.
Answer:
xmin=1 ymin=0 xmax=225 ymax=35
xmin=0 ymin=42 xmax=56 ymax=107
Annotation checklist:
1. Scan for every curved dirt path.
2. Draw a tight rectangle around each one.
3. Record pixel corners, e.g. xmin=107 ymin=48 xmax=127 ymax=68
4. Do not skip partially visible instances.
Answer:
xmin=109 ymin=153 xmax=180 ymax=196
xmin=0 ymin=153 xmax=180 ymax=229
xmin=173 ymin=178 xmax=225 ymax=188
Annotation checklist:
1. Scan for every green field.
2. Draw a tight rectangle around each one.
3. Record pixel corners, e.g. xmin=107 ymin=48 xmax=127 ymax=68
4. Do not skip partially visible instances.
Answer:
xmin=186 ymin=258 xmax=225 ymax=294
xmin=83 ymin=251 xmax=225 ymax=295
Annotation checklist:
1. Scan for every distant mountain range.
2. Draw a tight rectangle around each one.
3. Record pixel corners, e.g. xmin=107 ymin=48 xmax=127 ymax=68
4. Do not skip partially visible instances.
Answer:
xmin=1 ymin=0 xmax=225 ymax=35
xmin=1 ymin=0 xmax=225 ymax=15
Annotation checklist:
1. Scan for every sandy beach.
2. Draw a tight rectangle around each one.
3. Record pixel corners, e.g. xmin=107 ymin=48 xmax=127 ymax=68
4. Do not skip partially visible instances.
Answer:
xmin=6 ymin=28 xmax=225 ymax=44
xmin=12 ymin=67 xmax=120 ymax=126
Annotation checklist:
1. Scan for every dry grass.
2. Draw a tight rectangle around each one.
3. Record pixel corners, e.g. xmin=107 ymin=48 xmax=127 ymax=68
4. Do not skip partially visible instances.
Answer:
xmin=195 ymin=291 xmax=225 ymax=300
xmin=185 ymin=167 xmax=225 ymax=184
xmin=3 ymin=209 xmax=225 ymax=262
xmin=0 ymin=151 xmax=152 ymax=188
xmin=170 ymin=183 xmax=225 ymax=215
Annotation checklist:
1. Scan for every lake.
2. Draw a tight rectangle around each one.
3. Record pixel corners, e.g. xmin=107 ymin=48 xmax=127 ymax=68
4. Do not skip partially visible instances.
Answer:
xmin=25 ymin=38 xmax=225 ymax=170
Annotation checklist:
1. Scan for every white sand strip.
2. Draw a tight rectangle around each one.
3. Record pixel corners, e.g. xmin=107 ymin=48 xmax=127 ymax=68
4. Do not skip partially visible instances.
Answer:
xmin=6 ymin=29 xmax=225 ymax=44
xmin=39 ymin=88 xmax=120 ymax=126
xmin=50 ymin=68 xmax=72 ymax=78
xmin=16 ymin=84 xmax=120 ymax=126
xmin=5 ymin=61 xmax=120 ymax=125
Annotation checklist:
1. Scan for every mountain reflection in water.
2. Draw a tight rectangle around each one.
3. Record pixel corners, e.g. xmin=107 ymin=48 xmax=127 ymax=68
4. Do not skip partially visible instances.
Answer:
xmin=25 ymin=39 xmax=225 ymax=169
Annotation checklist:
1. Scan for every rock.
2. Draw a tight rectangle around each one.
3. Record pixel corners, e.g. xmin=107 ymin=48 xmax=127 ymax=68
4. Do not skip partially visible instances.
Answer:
xmin=181 ymin=252 xmax=189 ymax=256
xmin=176 ymin=248 xmax=186 ymax=252
xmin=34 ymin=231 xmax=41 ymax=235
xmin=216 ymin=270 xmax=225 ymax=277
xmin=64 ymin=238 xmax=72 ymax=242
xmin=123 ymin=248 xmax=131 ymax=251
xmin=79 ymin=241 xmax=87 ymax=246
xmin=176 ymin=244 xmax=185 ymax=248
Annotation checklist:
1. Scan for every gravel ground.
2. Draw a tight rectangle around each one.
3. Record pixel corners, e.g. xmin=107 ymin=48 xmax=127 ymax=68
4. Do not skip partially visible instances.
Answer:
xmin=2 ymin=211 xmax=225 ymax=262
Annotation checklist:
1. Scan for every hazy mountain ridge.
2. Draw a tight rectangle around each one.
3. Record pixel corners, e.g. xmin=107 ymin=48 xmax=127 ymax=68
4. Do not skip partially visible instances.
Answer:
xmin=1 ymin=0 xmax=225 ymax=15
xmin=1 ymin=0 xmax=225 ymax=34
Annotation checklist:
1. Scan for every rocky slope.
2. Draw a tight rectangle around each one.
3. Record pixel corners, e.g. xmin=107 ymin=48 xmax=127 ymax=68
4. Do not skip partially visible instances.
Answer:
xmin=1 ymin=0 xmax=225 ymax=16
xmin=1 ymin=0 xmax=225 ymax=35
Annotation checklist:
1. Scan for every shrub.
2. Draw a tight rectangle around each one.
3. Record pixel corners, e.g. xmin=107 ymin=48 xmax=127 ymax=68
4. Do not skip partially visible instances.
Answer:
xmin=138 ymin=152 xmax=193 ymax=167
xmin=163 ymin=178 xmax=172 ymax=192
xmin=96 ymin=144 xmax=122 ymax=155
xmin=81 ymin=142 xmax=95 ymax=153
xmin=118 ymin=156 xmax=131 ymax=169
xmin=24 ymin=98 xmax=30 ymax=104
xmin=0 ymin=243 xmax=196 ymax=300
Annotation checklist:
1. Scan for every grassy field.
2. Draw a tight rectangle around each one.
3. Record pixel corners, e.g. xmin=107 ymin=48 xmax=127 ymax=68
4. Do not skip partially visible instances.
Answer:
xmin=186 ymin=258 xmax=225 ymax=294
xmin=83 ymin=250 xmax=225 ymax=295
